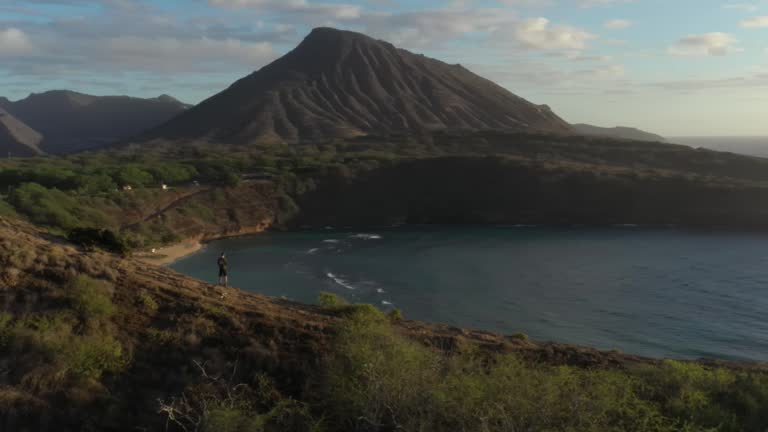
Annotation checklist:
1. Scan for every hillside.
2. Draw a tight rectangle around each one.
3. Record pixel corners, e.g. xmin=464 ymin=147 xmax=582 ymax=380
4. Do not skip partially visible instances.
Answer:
xmin=573 ymin=123 xmax=667 ymax=142
xmin=0 ymin=108 xmax=44 ymax=157
xmin=2 ymin=90 xmax=189 ymax=154
xmin=2 ymin=216 xmax=768 ymax=431
xmin=149 ymin=27 xmax=573 ymax=145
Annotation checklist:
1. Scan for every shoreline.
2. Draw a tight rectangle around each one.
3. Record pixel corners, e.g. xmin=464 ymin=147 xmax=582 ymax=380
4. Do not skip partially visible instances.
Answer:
xmin=136 ymin=221 xmax=768 ymax=267
xmin=135 ymin=239 xmax=206 ymax=266
xmin=135 ymin=221 xmax=274 ymax=266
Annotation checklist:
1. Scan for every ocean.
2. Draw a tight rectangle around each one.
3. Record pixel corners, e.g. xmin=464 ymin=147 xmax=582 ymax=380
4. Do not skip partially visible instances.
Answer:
xmin=671 ymin=136 xmax=768 ymax=158
xmin=172 ymin=226 xmax=768 ymax=362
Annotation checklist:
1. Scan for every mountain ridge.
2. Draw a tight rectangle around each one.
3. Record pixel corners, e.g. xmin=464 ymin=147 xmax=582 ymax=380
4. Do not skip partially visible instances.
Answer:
xmin=573 ymin=123 xmax=666 ymax=142
xmin=148 ymin=27 xmax=573 ymax=145
xmin=2 ymin=90 xmax=190 ymax=154
xmin=0 ymin=107 xmax=44 ymax=156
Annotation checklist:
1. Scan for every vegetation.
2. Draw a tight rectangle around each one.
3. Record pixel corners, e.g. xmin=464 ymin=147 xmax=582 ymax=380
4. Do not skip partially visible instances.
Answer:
xmin=1 ymin=275 xmax=128 ymax=389
xmin=67 ymin=275 xmax=116 ymax=321
xmin=5 ymin=132 xmax=768 ymax=250
xmin=316 ymin=302 xmax=768 ymax=432
xmin=68 ymin=227 xmax=130 ymax=255
xmin=2 ymin=222 xmax=767 ymax=431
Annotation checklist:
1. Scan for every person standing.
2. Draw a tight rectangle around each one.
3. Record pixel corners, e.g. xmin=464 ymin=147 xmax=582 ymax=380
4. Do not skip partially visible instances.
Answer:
xmin=217 ymin=252 xmax=228 ymax=287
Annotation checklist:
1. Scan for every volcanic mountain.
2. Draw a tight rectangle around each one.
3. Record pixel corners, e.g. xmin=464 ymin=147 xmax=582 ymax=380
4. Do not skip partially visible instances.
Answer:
xmin=3 ymin=90 xmax=189 ymax=154
xmin=150 ymin=27 xmax=573 ymax=145
xmin=0 ymin=107 xmax=44 ymax=157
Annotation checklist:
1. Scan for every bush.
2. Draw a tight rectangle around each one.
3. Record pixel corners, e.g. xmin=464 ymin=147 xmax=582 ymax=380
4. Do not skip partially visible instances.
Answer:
xmin=160 ymin=370 xmax=322 ymax=432
xmin=323 ymin=307 xmax=439 ymax=431
xmin=634 ymin=360 xmax=750 ymax=431
xmin=322 ymin=305 xmax=678 ymax=432
xmin=61 ymin=333 xmax=128 ymax=379
xmin=511 ymin=332 xmax=528 ymax=341
xmin=386 ymin=309 xmax=403 ymax=322
xmin=67 ymin=275 xmax=115 ymax=322
xmin=68 ymin=227 xmax=131 ymax=255
xmin=318 ymin=292 xmax=348 ymax=310
xmin=6 ymin=312 xmax=128 ymax=381
xmin=138 ymin=292 xmax=159 ymax=313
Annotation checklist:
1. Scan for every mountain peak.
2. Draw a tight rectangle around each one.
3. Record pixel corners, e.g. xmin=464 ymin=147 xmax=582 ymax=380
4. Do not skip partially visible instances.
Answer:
xmin=149 ymin=28 xmax=573 ymax=144
xmin=304 ymin=27 xmax=378 ymax=44
xmin=23 ymin=90 xmax=96 ymax=107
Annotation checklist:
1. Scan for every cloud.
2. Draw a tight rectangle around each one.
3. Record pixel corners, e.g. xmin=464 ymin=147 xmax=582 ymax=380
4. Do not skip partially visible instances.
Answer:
xmin=355 ymin=8 xmax=518 ymax=48
xmin=575 ymin=64 xmax=625 ymax=78
xmin=579 ymin=0 xmax=632 ymax=8
xmin=209 ymin=0 xmax=362 ymax=20
xmin=604 ymin=19 xmax=631 ymax=29
xmin=497 ymin=0 xmax=554 ymax=6
xmin=724 ymin=3 xmax=760 ymax=12
xmin=668 ymin=32 xmax=741 ymax=56
xmin=0 ymin=28 xmax=34 ymax=56
xmin=512 ymin=17 xmax=595 ymax=50
xmin=102 ymin=36 xmax=276 ymax=72
xmin=650 ymin=73 xmax=768 ymax=91
xmin=741 ymin=16 xmax=768 ymax=28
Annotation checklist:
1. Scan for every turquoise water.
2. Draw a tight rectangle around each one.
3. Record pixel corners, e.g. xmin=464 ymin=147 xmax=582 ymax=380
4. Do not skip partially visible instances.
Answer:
xmin=172 ymin=226 xmax=768 ymax=362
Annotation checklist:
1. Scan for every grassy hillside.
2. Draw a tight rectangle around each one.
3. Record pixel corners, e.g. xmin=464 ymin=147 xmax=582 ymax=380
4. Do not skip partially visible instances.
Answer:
xmin=1 ymin=217 xmax=767 ymax=431
xmin=3 ymin=133 xmax=768 ymax=252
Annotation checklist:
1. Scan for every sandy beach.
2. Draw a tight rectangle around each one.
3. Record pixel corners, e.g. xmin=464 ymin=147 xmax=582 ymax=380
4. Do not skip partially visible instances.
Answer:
xmin=135 ymin=240 xmax=204 ymax=266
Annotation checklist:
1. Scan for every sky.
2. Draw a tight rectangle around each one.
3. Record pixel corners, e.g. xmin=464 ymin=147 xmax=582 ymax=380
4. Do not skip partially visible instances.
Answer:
xmin=1 ymin=0 xmax=768 ymax=136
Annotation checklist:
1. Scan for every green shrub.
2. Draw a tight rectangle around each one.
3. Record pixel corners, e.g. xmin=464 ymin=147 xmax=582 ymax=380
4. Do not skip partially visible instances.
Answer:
xmin=317 ymin=292 xmax=348 ymax=310
xmin=0 ymin=199 xmax=17 ymax=218
xmin=68 ymin=227 xmax=130 ymax=255
xmin=387 ymin=308 xmax=403 ymax=322
xmin=178 ymin=201 xmax=216 ymax=222
xmin=634 ymin=360 xmax=742 ymax=430
xmin=323 ymin=307 xmax=439 ymax=431
xmin=138 ymin=292 xmax=159 ymax=313
xmin=511 ymin=332 xmax=528 ymax=341
xmin=322 ymin=305 xmax=680 ymax=432
xmin=7 ymin=312 xmax=128 ymax=381
xmin=9 ymin=183 xmax=113 ymax=231
xmin=68 ymin=275 xmax=115 ymax=321
xmin=147 ymin=328 xmax=176 ymax=346
xmin=60 ymin=333 xmax=128 ymax=379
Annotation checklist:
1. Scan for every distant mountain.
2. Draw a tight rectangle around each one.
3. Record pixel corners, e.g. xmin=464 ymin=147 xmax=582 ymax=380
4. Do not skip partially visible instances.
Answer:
xmin=2 ymin=90 xmax=189 ymax=154
xmin=0 ymin=108 xmax=44 ymax=157
xmin=149 ymin=27 xmax=573 ymax=145
xmin=573 ymin=124 xmax=666 ymax=142
xmin=0 ymin=97 xmax=11 ymax=112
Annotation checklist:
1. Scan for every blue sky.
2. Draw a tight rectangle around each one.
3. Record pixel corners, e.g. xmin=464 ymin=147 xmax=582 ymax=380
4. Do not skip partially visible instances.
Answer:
xmin=2 ymin=0 xmax=768 ymax=136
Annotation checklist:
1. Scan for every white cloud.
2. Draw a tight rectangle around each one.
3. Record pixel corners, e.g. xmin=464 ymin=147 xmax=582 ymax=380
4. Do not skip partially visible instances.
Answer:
xmin=512 ymin=17 xmax=595 ymax=50
xmin=358 ymin=8 xmax=517 ymax=48
xmin=498 ymin=0 xmax=554 ymax=6
xmin=0 ymin=28 xmax=34 ymax=56
xmin=579 ymin=0 xmax=632 ymax=8
xmin=576 ymin=63 xmax=625 ymax=78
xmin=102 ymin=36 xmax=276 ymax=71
xmin=668 ymin=32 xmax=741 ymax=56
xmin=209 ymin=0 xmax=361 ymax=19
xmin=741 ymin=16 xmax=768 ymax=28
xmin=604 ymin=19 xmax=631 ymax=29
xmin=724 ymin=3 xmax=760 ymax=12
